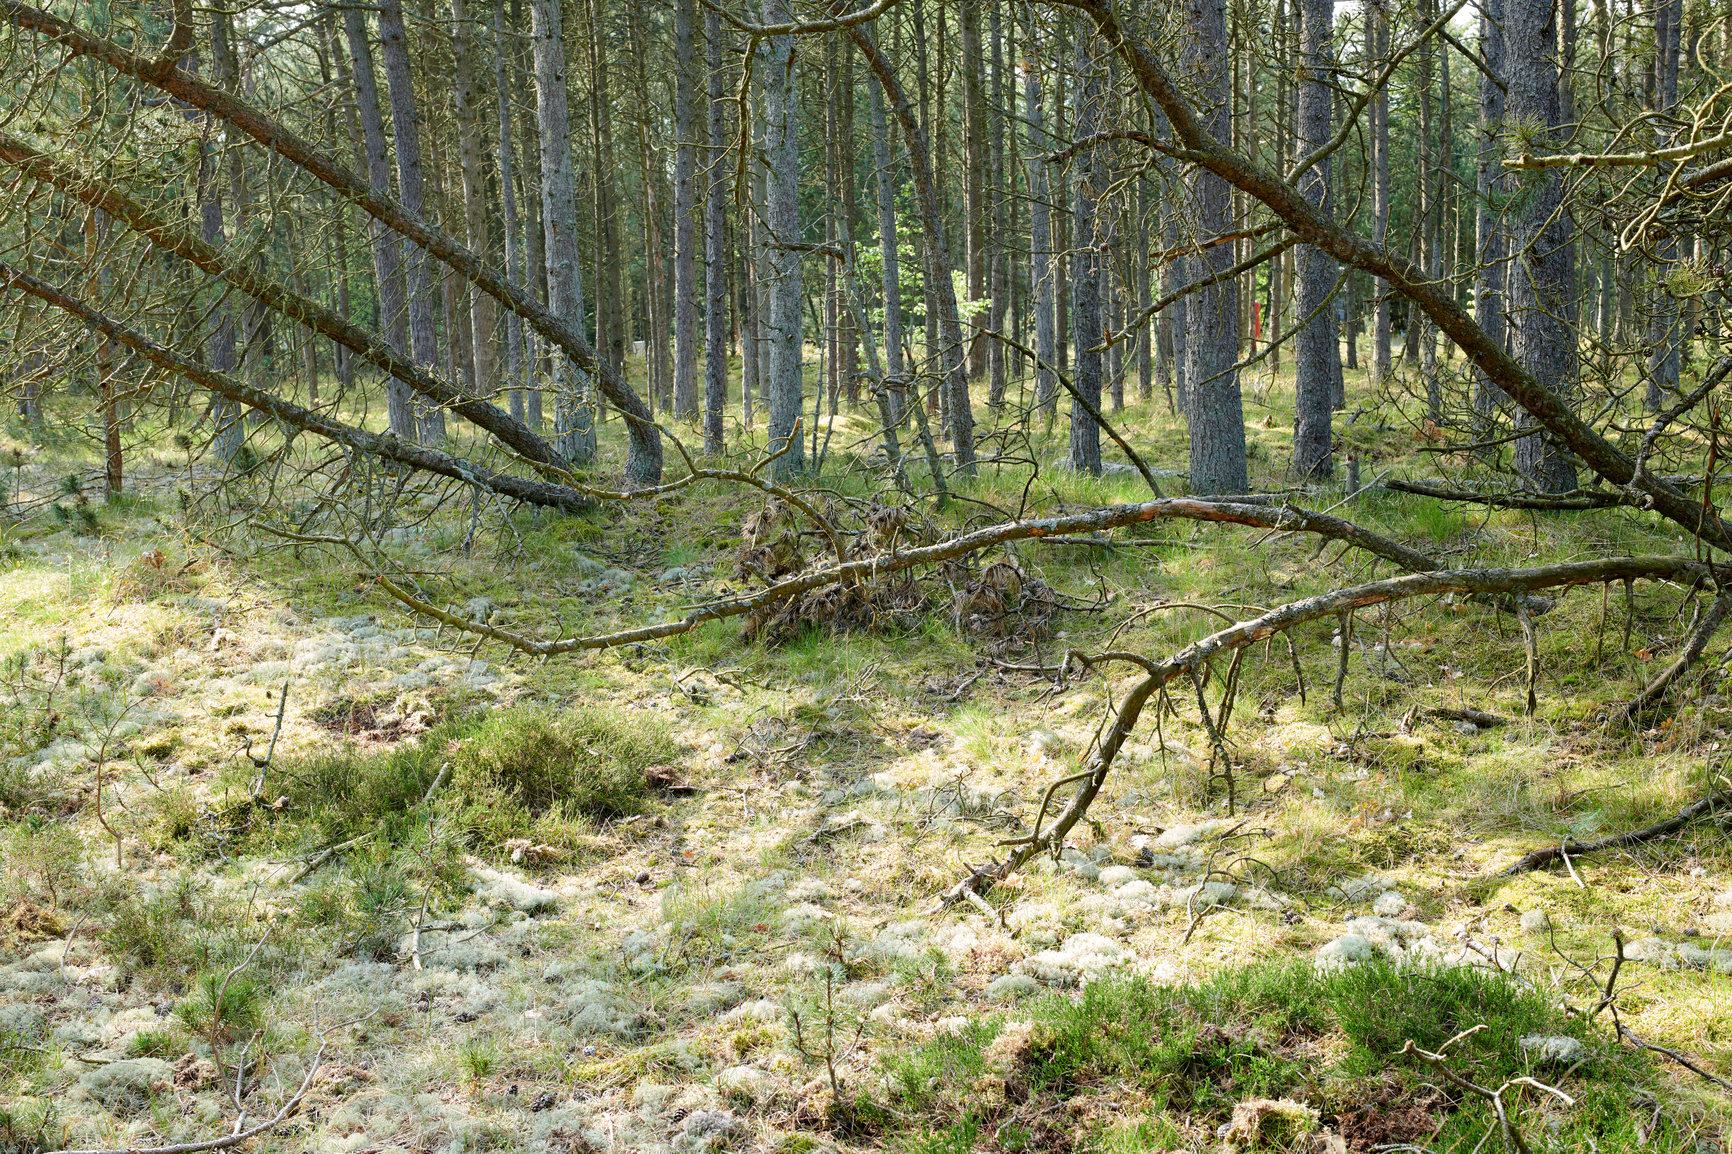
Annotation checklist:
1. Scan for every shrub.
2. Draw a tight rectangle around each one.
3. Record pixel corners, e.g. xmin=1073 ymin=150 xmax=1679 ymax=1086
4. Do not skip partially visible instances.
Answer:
xmin=450 ymin=704 xmax=673 ymax=824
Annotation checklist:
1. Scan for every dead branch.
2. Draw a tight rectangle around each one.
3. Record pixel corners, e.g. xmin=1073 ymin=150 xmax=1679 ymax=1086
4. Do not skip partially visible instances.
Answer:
xmin=0 ymin=0 xmax=663 ymax=480
xmin=1608 ymin=590 xmax=1732 ymax=726
xmin=50 ymin=1042 xmax=326 ymax=1154
xmin=0 ymin=260 xmax=592 ymax=513
xmin=1500 ymin=789 xmax=1732 ymax=876
xmin=1399 ymin=1034 xmax=1574 ymax=1154
xmin=0 ymin=133 xmax=565 ymax=467
xmin=1386 ymin=478 xmax=1632 ymax=510
xmin=946 ymin=557 xmax=1718 ymax=902
xmin=343 ymin=496 xmax=1475 ymax=656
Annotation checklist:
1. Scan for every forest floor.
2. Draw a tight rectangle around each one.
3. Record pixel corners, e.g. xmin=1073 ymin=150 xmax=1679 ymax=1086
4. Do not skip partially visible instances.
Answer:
xmin=3 ymin=359 xmax=1732 ymax=1154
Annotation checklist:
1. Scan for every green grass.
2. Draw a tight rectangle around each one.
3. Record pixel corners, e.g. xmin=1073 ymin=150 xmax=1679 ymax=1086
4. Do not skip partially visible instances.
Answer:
xmin=881 ymin=961 xmax=1678 ymax=1152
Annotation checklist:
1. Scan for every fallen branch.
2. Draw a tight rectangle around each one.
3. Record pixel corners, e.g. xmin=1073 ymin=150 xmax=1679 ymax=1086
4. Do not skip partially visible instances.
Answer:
xmin=1426 ymin=706 xmax=1509 ymax=728
xmin=51 ymin=1043 xmax=326 ymax=1154
xmin=0 ymin=0 xmax=662 ymax=481
xmin=1400 ymin=1031 xmax=1573 ymax=1154
xmin=0 ymin=132 xmax=564 ymax=467
xmin=328 ymin=496 xmax=1464 ymax=656
xmin=1387 ymin=478 xmax=1632 ymax=510
xmin=1608 ymin=590 xmax=1732 ymax=727
xmin=952 ymin=557 xmax=1717 ymax=900
xmin=1499 ymin=789 xmax=1732 ymax=876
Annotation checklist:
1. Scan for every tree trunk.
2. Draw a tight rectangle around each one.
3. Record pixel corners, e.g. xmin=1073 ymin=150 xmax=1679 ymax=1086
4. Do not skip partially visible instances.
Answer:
xmin=450 ymin=0 xmax=500 ymax=402
xmin=378 ymin=0 xmax=444 ymax=443
xmin=492 ymin=0 xmax=529 ymax=424
xmin=703 ymin=6 xmax=728 ymax=452
xmin=986 ymin=0 xmax=1009 ymax=409
xmin=530 ymin=0 xmax=597 ymax=463
xmin=672 ymin=0 xmax=699 ymax=419
xmin=1022 ymin=44 xmax=1057 ymax=427
xmin=1473 ymin=0 xmax=1507 ymax=438
xmin=850 ymin=20 xmax=976 ymax=474
xmin=1292 ymin=0 xmax=1336 ymax=480
xmin=1506 ymin=0 xmax=1579 ymax=491
xmin=1182 ymin=0 xmax=1247 ymax=494
xmin=762 ymin=0 xmax=805 ymax=478
xmin=1368 ymin=0 xmax=1392 ymax=386
xmin=868 ymin=24 xmax=905 ymax=415
xmin=1644 ymin=0 xmax=1683 ymax=412
xmin=1068 ymin=34 xmax=1103 ymax=475
xmin=961 ymin=0 xmax=988 ymax=381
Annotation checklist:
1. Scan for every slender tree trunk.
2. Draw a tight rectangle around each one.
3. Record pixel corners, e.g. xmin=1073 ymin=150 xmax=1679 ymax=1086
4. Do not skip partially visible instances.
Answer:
xmin=530 ymin=0 xmax=597 ymax=462
xmin=1182 ymin=0 xmax=1247 ymax=494
xmin=762 ymin=0 xmax=805 ymax=477
xmin=1067 ymin=34 xmax=1103 ymax=474
xmin=204 ymin=18 xmax=244 ymax=460
xmin=1022 ymin=45 xmax=1057 ymax=427
xmin=492 ymin=0 xmax=529 ymax=424
xmin=868 ymin=24 xmax=905 ymax=417
xmin=1645 ymin=0 xmax=1683 ymax=411
xmin=1369 ymin=0 xmax=1392 ymax=386
xmin=379 ymin=0 xmax=444 ymax=442
xmin=987 ymin=0 xmax=1009 ymax=409
xmin=672 ymin=0 xmax=699 ymax=419
xmin=1506 ymin=0 xmax=1578 ymax=491
xmin=1473 ymin=0 xmax=1508 ymax=438
xmin=1136 ymin=176 xmax=1152 ymax=403
xmin=450 ymin=0 xmax=499 ymax=402
xmin=703 ymin=7 xmax=728 ymax=452
xmin=850 ymin=21 xmax=976 ymax=473
xmin=1292 ymin=0 xmax=1336 ymax=480
xmin=961 ymin=0 xmax=988 ymax=380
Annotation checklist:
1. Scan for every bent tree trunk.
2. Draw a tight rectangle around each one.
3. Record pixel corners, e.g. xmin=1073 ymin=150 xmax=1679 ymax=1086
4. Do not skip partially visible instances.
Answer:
xmin=0 ymin=261 xmax=590 ymax=513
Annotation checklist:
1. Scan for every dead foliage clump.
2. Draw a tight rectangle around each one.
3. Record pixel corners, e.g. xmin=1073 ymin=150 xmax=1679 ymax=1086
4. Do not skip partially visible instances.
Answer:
xmin=310 ymin=695 xmax=429 ymax=743
xmin=949 ymin=558 xmax=1058 ymax=656
xmin=2 ymin=898 xmax=65 ymax=944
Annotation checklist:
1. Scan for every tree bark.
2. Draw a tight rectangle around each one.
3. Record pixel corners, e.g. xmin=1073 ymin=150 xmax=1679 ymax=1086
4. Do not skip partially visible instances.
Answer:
xmin=1181 ymin=0 xmax=1247 ymax=494
xmin=703 ymin=7 xmax=728 ymax=452
xmin=1022 ymin=44 xmax=1057 ymax=427
xmin=867 ymin=23 xmax=905 ymax=414
xmin=378 ymin=0 xmax=445 ymax=443
xmin=1291 ymin=0 xmax=1336 ymax=480
xmin=530 ymin=0 xmax=598 ymax=464
xmin=1068 ymin=34 xmax=1103 ymax=476
xmin=1506 ymin=0 xmax=1579 ymax=491
xmin=1368 ymin=0 xmax=1392 ymax=386
xmin=672 ymin=0 xmax=699 ymax=419
xmin=1473 ymin=0 xmax=1508 ymax=438
xmin=492 ymin=0 xmax=530 ymax=424
xmin=762 ymin=0 xmax=805 ymax=478
xmin=450 ymin=0 xmax=500 ymax=403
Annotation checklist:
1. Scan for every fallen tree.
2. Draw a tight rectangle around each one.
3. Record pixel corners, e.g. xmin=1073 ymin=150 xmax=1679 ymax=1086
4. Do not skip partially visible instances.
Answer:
xmin=0 ymin=260 xmax=593 ymax=513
